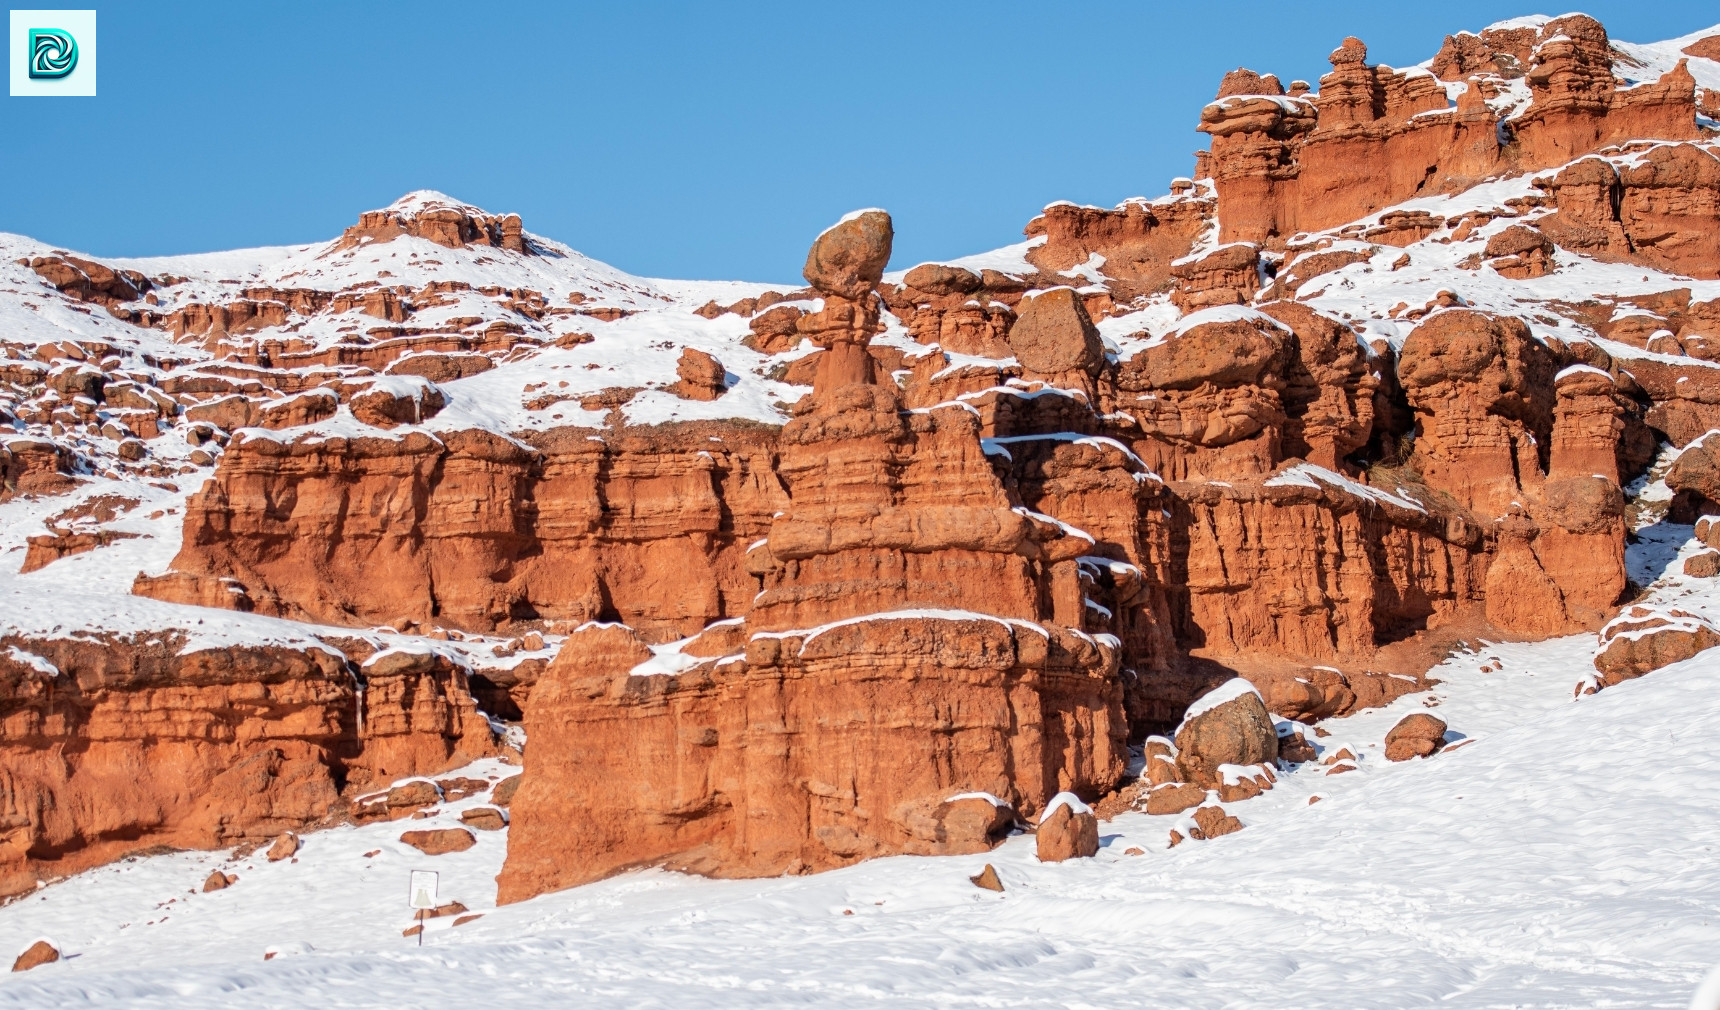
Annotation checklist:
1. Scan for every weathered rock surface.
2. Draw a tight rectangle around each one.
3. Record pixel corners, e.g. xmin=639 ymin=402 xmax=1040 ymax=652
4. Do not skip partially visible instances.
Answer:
xmin=1593 ymin=607 xmax=1720 ymax=688
xmin=399 ymin=828 xmax=476 ymax=855
xmin=12 ymin=940 xmax=60 ymax=972
xmin=1174 ymin=681 xmax=1279 ymax=789
xmin=1383 ymin=713 xmax=1449 ymax=761
xmin=1035 ymin=794 xmax=1099 ymax=862
xmin=0 ymin=631 xmax=495 ymax=898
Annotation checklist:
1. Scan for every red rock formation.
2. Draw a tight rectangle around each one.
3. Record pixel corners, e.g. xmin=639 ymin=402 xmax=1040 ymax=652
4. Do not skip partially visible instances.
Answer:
xmin=1023 ymin=190 xmax=1215 ymax=299
xmin=0 ymin=630 xmax=494 ymax=898
xmin=1537 ymin=145 xmax=1720 ymax=280
xmin=137 ymin=422 xmax=784 ymax=640
xmin=1199 ymin=19 xmax=1702 ymax=245
xmin=336 ymin=192 xmax=530 ymax=253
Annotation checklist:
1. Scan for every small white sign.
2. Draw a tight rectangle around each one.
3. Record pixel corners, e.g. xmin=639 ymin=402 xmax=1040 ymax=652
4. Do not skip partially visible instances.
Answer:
xmin=408 ymin=870 xmax=438 ymax=910
xmin=9 ymin=10 xmax=97 ymax=97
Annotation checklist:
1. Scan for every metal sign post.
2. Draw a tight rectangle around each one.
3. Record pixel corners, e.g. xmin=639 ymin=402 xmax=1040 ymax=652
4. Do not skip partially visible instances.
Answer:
xmin=408 ymin=870 xmax=438 ymax=947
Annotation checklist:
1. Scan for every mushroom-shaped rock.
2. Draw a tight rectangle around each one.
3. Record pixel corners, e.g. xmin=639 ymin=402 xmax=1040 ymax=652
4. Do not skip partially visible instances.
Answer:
xmin=1384 ymin=713 xmax=1448 ymax=761
xmin=400 ymin=828 xmax=477 ymax=855
xmin=1007 ymin=287 xmax=1106 ymax=376
xmin=803 ymin=210 xmax=893 ymax=299
xmin=668 ymin=347 xmax=728 ymax=401
xmin=1174 ymin=679 xmax=1278 ymax=789
xmin=1035 ymin=792 xmax=1098 ymax=862
xmin=11 ymin=940 xmax=59 ymax=972
xmin=349 ymin=376 xmax=446 ymax=428
xmin=266 ymin=832 xmax=300 ymax=861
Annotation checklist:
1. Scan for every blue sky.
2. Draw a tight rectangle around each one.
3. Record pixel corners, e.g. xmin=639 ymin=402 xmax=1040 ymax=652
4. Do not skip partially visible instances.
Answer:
xmin=2 ymin=1 xmax=1716 ymax=282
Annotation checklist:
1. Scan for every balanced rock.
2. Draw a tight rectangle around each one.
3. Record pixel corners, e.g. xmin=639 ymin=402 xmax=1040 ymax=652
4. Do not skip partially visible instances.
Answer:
xmin=11 ymin=940 xmax=59 ymax=972
xmin=1035 ymin=793 xmax=1099 ymax=862
xmin=802 ymin=210 xmax=893 ymax=300
xmin=1383 ymin=713 xmax=1448 ymax=761
xmin=1174 ymin=679 xmax=1279 ymax=789
xmin=1007 ymin=287 xmax=1106 ymax=376
xmin=400 ymin=828 xmax=476 ymax=855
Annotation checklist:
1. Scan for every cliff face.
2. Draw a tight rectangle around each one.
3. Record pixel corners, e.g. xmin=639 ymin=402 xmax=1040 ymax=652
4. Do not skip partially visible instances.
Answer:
xmin=0 ymin=631 xmax=497 ymax=897
xmin=142 ymin=422 xmax=783 ymax=639
xmin=3 ymin=16 xmax=1720 ymax=901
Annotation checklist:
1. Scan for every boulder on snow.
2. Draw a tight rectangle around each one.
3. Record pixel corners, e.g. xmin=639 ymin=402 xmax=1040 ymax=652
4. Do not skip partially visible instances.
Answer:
xmin=1593 ymin=606 xmax=1720 ymax=687
xmin=930 ymin=794 xmax=1015 ymax=854
xmin=400 ymin=828 xmax=476 ymax=855
xmin=1685 ymin=551 xmax=1720 ymax=578
xmin=1145 ymin=781 xmax=1207 ymax=815
xmin=265 ymin=832 xmax=299 ymax=862
xmin=461 ymin=807 xmax=507 ymax=831
xmin=1384 ymin=713 xmax=1448 ymax=761
xmin=668 ymin=347 xmax=728 ymax=401
xmin=490 ymin=775 xmax=522 ymax=807
xmin=969 ymin=863 xmax=1005 ymax=892
xmin=350 ymin=377 xmax=446 ymax=428
xmin=1189 ymin=804 xmax=1243 ymax=840
xmin=1174 ymin=679 xmax=1279 ymax=789
xmin=1144 ymin=736 xmax=1181 ymax=786
xmin=1035 ymin=792 xmax=1099 ymax=862
xmin=386 ymin=779 xmax=441 ymax=813
xmin=11 ymin=940 xmax=59 ymax=972
xmin=203 ymin=870 xmax=236 ymax=892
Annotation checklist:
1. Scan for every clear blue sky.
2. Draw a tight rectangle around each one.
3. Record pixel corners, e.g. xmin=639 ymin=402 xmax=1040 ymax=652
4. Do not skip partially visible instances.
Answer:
xmin=2 ymin=2 xmax=1716 ymax=282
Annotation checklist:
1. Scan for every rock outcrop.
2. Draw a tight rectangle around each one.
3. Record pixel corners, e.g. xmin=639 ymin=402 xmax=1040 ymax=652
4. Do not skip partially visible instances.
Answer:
xmin=0 ymin=631 xmax=495 ymax=898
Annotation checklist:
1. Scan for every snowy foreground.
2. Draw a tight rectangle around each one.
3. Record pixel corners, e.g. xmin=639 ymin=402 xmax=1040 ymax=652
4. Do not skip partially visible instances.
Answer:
xmin=3 ymin=526 xmax=1720 ymax=1008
